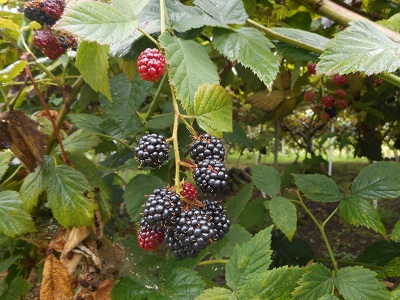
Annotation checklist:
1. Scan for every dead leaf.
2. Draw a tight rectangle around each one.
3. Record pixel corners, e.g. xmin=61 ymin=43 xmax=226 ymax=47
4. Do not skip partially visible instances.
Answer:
xmin=1 ymin=110 xmax=46 ymax=171
xmin=0 ymin=122 xmax=11 ymax=150
xmin=246 ymin=90 xmax=285 ymax=112
xmin=40 ymin=254 xmax=74 ymax=300
xmin=91 ymin=279 xmax=114 ymax=300
xmin=93 ymin=210 xmax=104 ymax=240
xmin=72 ymin=244 xmax=102 ymax=268
xmin=61 ymin=252 xmax=84 ymax=275
xmin=62 ymin=227 xmax=92 ymax=258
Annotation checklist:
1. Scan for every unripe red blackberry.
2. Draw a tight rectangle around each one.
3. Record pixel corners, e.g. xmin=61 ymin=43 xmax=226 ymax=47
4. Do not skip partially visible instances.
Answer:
xmin=334 ymin=89 xmax=347 ymax=99
xmin=137 ymin=222 xmax=164 ymax=251
xmin=321 ymin=95 xmax=335 ymax=108
xmin=320 ymin=111 xmax=331 ymax=122
xmin=43 ymin=0 xmax=65 ymax=19
xmin=307 ymin=63 xmax=317 ymax=74
xmin=193 ymin=159 xmax=228 ymax=193
xmin=143 ymin=188 xmax=182 ymax=228
xmin=190 ymin=133 xmax=225 ymax=163
xmin=336 ymin=99 xmax=349 ymax=109
xmin=135 ymin=133 xmax=169 ymax=167
xmin=332 ymin=74 xmax=347 ymax=86
xmin=304 ymin=90 xmax=315 ymax=102
xmin=202 ymin=200 xmax=230 ymax=240
xmin=137 ymin=48 xmax=165 ymax=82
xmin=181 ymin=182 xmax=198 ymax=203
xmin=33 ymin=29 xmax=67 ymax=60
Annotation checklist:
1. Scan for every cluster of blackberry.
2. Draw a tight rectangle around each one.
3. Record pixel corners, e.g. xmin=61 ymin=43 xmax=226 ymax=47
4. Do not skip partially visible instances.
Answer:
xmin=134 ymin=133 xmax=169 ymax=168
xmin=24 ymin=0 xmax=77 ymax=60
xmin=138 ymin=187 xmax=230 ymax=260
xmin=190 ymin=133 xmax=228 ymax=193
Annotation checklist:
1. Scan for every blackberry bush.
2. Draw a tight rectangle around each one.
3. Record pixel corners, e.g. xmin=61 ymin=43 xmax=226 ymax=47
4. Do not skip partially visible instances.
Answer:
xmin=137 ymin=48 xmax=166 ymax=82
xmin=135 ymin=133 xmax=169 ymax=167
xmin=193 ymin=159 xmax=228 ymax=193
xmin=190 ymin=133 xmax=225 ymax=163
xmin=143 ymin=188 xmax=182 ymax=228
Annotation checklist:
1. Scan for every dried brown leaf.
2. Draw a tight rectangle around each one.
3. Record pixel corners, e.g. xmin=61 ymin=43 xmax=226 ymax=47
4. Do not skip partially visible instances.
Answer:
xmin=61 ymin=252 xmax=84 ymax=275
xmin=3 ymin=110 xmax=46 ymax=171
xmin=246 ymin=90 xmax=285 ymax=112
xmin=40 ymin=254 xmax=74 ymax=300
xmin=62 ymin=227 xmax=92 ymax=258
xmin=91 ymin=279 xmax=114 ymax=300
xmin=0 ymin=122 xmax=11 ymax=150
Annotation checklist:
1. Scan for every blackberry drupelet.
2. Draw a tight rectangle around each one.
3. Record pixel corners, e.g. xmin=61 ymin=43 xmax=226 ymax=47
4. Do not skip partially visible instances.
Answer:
xmin=143 ymin=188 xmax=182 ymax=228
xmin=180 ymin=182 xmax=198 ymax=203
xmin=202 ymin=200 xmax=230 ymax=240
xmin=190 ymin=133 xmax=225 ymax=163
xmin=165 ymin=227 xmax=196 ymax=260
xmin=135 ymin=133 xmax=169 ymax=167
xmin=193 ymin=159 xmax=228 ymax=193
xmin=43 ymin=0 xmax=65 ymax=19
xmin=137 ymin=222 xmax=165 ymax=251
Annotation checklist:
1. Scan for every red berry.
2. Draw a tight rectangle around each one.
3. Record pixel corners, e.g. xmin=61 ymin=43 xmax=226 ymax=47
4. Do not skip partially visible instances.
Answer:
xmin=320 ymin=111 xmax=331 ymax=122
xmin=307 ymin=63 xmax=317 ymax=74
xmin=33 ymin=29 xmax=67 ymax=60
xmin=332 ymin=75 xmax=347 ymax=86
xmin=375 ymin=78 xmax=384 ymax=87
xmin=321 ymin=95 xmax=335 ymax=108
xmin=181 ymin=182 xmax=198 ymax=202
xmin=43 ymin=0 xmax=65 ymax=19
xmin=138 ymin=227 xmax=164 ymax=251
xmin=137 ymin=48 xmax=166 ymax=82
xmin=334 ymin=89 xmax=346 ymax=98
xmin=304 ymin=90 xmax=315 ymax=102
xmin=337 ymin=99 xmax=349 ymax=109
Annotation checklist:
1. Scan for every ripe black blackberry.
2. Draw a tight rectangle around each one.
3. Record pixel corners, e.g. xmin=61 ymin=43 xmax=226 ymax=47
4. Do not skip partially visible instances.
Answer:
xmin=135 ymin=133 xmax=169 ymax=167
xmin=23 ymin=0 xmax=65 ymax=26
xmin=324 ymin=106 xmax=337 ymax=118
xmin=190 ymin=133 xmax=225 ymax=163
xmin=202 ymin=200 xmax=230 ymax=240
xmin=193 ymin=159 xmax=228 ymax=193
xmin=143 ymin=188 xmax=182 ymax=228
xmin=165 ymin=227 xmax=196 ymax=260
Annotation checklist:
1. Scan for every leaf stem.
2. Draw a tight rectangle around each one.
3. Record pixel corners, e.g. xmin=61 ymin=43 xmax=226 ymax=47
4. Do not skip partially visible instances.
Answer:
xmin=138 ymin=28 xmax=161 ymax=48
xmin=145 ymin=73 xmax=168 ymax=121
xmin=322 ymin=206 xmax=339 ymax=227
xmin=171 ymin=85 xmax=182 ymax=194
xmin=160 ymin=0 xmax=166 ymax=34
xmin=179 ymin=115 xmax=197 ymax=136
xmin=197 ymin=259 xmax=228 ymax=266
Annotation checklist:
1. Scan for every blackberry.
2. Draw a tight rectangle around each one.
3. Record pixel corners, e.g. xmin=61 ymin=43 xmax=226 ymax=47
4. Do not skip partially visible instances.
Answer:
xmin=181 ymin=182 xmax=198 ymax=203
xmin=321 ymin=95 xmax=335 ymax=108
xmin=143 ymin=188 xmax=182 ymax=228
xmin=190 ymin=133 xmax=225 ymax=163
xmin=332 ymin=74 xmax=347 ymax=87
xmin=135 ymin=133 xmax=169 ymax=167
xmin=324 ymin=106 xmax=337 ymax=118
xmin=137 ymin=221 xmax=164 ymax=251
xmin=33 ymin=29 xmax=67 ymax=60
xmin=23 ymin=0 xmax=62 ymax=26
xmin=202 ymin=200 xmax=230 ymax=240
xmin=193 ymin=159 xmax=228 ymax=193
xmin=43 ymin=0 xmax=65 ymax=19
xmin=307 ymin=63 xmax=317 ymax=75
xmin=137 ymin=48 xmax=166 ymax=82
xmin=165 ymin=227 xmax=196 ymax=260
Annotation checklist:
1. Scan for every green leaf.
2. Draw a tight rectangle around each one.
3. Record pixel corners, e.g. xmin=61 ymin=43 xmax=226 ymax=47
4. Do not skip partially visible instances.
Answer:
xmin=0 ymin=191 xmax=36 ymax=237
xmin=56 ymin=1 xmax=136 ymax=45
xmin=351 ymin=161 xmax=400 ymax=200
xmin=123 ymin=174 xmax=165 ymax=222
xmin=0 ymin=276 xmax=32 ymax=300
xmin=195 ymin=287 xmax=234 ymax=300
xmin=392 ymin=285 xmax=400 ymax=300
xmin=392 ymin=220 xmax=400 ymax=242
xmin=271 ymin=27 xmax=328 ymax=51
xmin=293 ymin=174 xmax=343 ymax=202
xmin=339 ymin=196 xmax=386 ymax=236
xmin=377 ymin=13 xmax=400 ymax=33
xmin=68 ymin=113 xmax=104 ymax=133
xmin=111 ymin=277 xmax=155 ymax=300
xmin=317 ymin=21 xmax=400 ymax=75
xmin=0 ymin=60 xmax=28 ymax=83
xmin=357 ymin=240 xmax=400 ymax=266
xmin=317 ymin=296 xmax=340 ymax=300
xmin=276 ymin=43 xmax=319 ymax=62
xmin=0 ymin=17 xmax=19 ymax=31
xmin=54 ymin=129 xmax=102 ymax=155
xmin=76 ymin=41 xmax=111 ymax=101
xmin=213 ymin=27 xmax=279 ymax=89
xmin=0 ymin=151 xmax=12 ymax=181
xmin=252 ymin=165 xmax=281 ymax=196
xmin=293 ymin=264 xmax=333 ymax=300
xmin=160 ymin=32 xmax=219 ymax=114
xmin=209 ymin=225 xmax=252 ymax=259
xmin=334 ymin=266 xmax=390 ymax=300
xmin=101 ymin=72 xmax=150 ymax=136
xmin=113 ymin=0 xmax=149 ymax=19
xmin=146 ymin=113 xmax=174 ymax=129
xmin=240 ymin=266 xmax=304 ymax=300
xmin=193 ymin=83 xmax=232 ymax=137
xmin=160 ymin=267 xmax=205 ymax=299
xmin=0 ymin=256 xmax=19 ymax=273
xmin=226 ymin=183 xmax=253 ymax=223
xmin=225 ymin=226 xmax=273 ymax=293
xmin=268 ymin=196 xmax=297 ymax=241
xmin=47 ymin=165 xmax=97 ymax=228
xmin=194 ymin=0 xmax=248 ymax=24
xmin=223 ymin=121 xmax=250 ymax=147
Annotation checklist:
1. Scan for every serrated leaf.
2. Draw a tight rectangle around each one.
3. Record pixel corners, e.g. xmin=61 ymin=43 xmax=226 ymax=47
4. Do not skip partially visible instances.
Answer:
xmin=195 ymin=287 xmax=233 ymax=300
xmin=0 ymin=256 xmax=19 ymax=273
xmin=146 ymin=113 xmax=174 ymax=129
xmin=293 ymin=174 xmax=343 ymax=202
xmin=0 ymin=60 xmax=28 ymax=83
xmin=293 ymin=264 xmax=333 ymax=300
xmin=271 ymin=27 xmax=328 ymax=51
xmin=123 ymin=174 xmax=165 ymax=222
xmin=47 ymin=165 xmax=97 ymax=228
xmin=351 ymin=161 xmax=400 ymax=200
xmin=0 ymin=17 xmax=19 ymax=31
xmin=252 ymin=165 xmax=281 ymax=196
xmin=223 ymin=121 xmax=250 ymax=147
xmin=226 ymin=226 xmax=273 ymax=293
xmin=76 ymin=41 xmax=111 ymax=101
xmin=160 ymin=267 xmax=205 ymax=299
xmin=54 ymin=129 xmax=102 ymax=155
xmin=392 ymin=285 xmax=400 ymax=300
xmin=392 ymin=220 xmax=400 ymax=242
xmin=317 ymin=21 xmax=400 ymax=75
xmin=209 ymin=225 xmax=252 ymax=259
xmin=56 ymin=1 xmax=136 ymax=45
xmin=100 ymin=73 xmax=150 ymax=137
xmin=194 ymin=0 xmax=248 ymax=24
xmin=226 ymin=183 xmax=253 ymax=223
xmin=0 ymin=191 xmax=36 ymax=237
xmin=268 ymin=196 xmax=297 ymax=241
xmin=111 ymin=277 xmax=155 ymax=300
xmin=0 ymin=276 xmax=32 ymax=300
xmin=276 ymin=43 xmax=319 ymax=62
xmin=317 ymin=296 xmax=340 ymax=300
xmin=377 ymin=13 xmax=400 ymax=33
xmin=68 ymin=113 xmax=104 ymax=133
xmin=213 ymin=27 xmax=279 ymax=89
xmin=357 ymin=240 xmax=400 ymax=266
xmin=160 ymin=32 xmax=219 ymax=114
xmin=0 ymin=151 xmax=12 ymax=181
xmin=339 ymin=196 xmax=386 ymax=236
xmin=113 ymin=0 xmax=149 ymax=19
xmin=193 ymin=83 xmax=232 ymax=137
xmin=240 ymin=266 xmax=304 ymax=300
xmin=334 ymin=266 xmax=390 ymax=300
